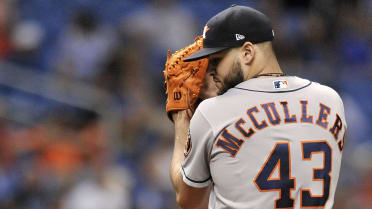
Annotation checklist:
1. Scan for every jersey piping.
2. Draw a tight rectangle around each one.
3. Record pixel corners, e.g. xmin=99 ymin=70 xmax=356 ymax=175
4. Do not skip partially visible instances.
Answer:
xmin=181 ymin=166 xmax=212 ymax=183
xmin=233 ymin=81 xmax=312 ymax=93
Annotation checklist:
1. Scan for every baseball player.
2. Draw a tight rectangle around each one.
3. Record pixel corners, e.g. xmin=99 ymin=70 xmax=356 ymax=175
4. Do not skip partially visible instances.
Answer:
xmin=164 ymin=5 xmax=347 ymax=209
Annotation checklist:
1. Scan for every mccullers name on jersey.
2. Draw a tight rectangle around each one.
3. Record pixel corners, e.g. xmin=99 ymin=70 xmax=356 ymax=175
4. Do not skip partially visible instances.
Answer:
xmin=216 ymin=100 xmax=346 ymax=157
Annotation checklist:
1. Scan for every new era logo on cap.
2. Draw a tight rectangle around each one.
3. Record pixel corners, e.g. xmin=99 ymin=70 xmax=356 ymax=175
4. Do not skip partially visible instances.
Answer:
xmin=235 ymin=34 xmax=245 ymax=41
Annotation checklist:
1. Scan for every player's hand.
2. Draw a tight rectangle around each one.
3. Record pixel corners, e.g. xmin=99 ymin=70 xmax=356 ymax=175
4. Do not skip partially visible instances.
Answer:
xmin=171 ymin=110 xmax=193 ymax=123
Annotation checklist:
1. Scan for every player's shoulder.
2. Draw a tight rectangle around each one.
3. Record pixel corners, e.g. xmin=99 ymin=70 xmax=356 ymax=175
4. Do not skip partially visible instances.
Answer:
xmin=194 ymin=89 xmax=244 ymax=128
xmin=193 ymin=94 xmax=233 ymax=126
xmin=195 ymin=95 xmax=221 ymax=118
xmin=190 ymin=97 xmax=224 ymax=138
xmin=196 ymin=91 xmax=235 ymax=113
xmin=309 ymin=80 xmax=343 ymax=102
xmin=303 ymin=79 xmax=346 ymax=115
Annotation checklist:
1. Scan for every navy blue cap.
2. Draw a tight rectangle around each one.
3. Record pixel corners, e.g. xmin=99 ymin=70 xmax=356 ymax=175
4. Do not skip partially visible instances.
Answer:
xmin=185 ymin=5 xmax=274 ymax=61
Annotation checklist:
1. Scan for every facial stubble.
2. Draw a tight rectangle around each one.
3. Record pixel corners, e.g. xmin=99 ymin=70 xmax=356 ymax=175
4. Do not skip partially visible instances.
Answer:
xmin=218 ymin=61 xmax=245 ymax=95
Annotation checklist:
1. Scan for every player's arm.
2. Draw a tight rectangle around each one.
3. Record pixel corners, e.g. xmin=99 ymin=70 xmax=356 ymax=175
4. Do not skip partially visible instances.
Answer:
xmin=170 ymin=110 xmax=210 ymax=209
xmin=164 ymin=36 xmax=216 ymax=208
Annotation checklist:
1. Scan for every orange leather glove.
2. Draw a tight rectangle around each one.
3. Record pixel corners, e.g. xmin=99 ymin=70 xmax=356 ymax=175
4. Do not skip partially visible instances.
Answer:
xmin=163 ymin=36 xmax=209 ymax=121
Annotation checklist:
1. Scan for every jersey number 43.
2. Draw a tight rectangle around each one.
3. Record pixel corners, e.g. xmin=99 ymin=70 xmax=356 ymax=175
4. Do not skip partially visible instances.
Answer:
xmin=254 ymin=141 xmax=331 ymax=208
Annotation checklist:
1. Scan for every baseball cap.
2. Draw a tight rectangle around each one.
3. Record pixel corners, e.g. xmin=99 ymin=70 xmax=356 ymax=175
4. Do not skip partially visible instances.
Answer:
xmin=184 ymin=5 xmax=274 ymax=62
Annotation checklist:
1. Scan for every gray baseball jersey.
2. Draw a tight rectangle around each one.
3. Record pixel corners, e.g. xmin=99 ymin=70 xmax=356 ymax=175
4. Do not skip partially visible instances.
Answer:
xmin=181 ymin=76 xmax=347 ymax=209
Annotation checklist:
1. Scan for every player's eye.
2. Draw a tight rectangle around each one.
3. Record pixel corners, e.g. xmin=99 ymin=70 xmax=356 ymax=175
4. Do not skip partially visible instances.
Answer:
xmin=210 ymin=58 xmax=221 ymax=67
xmin=210 ymin=72 xmax=221 ymax=83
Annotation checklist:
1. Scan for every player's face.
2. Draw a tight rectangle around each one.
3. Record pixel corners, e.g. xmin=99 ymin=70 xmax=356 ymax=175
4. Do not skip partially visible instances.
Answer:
xmin=199 ymin=70 xmax=219 ymax=99
xmin=208 ymin=49 xmax=244 ymax=95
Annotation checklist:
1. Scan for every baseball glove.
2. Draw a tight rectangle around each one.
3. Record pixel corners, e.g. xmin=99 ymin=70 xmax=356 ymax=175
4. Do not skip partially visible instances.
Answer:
xmin=163 ymin=36 xmax=209 ymax=121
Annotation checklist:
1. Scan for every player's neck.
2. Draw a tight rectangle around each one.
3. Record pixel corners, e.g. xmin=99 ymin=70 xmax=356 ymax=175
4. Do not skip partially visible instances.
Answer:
xmin=251 ymin=56 xmax=283 ymax=79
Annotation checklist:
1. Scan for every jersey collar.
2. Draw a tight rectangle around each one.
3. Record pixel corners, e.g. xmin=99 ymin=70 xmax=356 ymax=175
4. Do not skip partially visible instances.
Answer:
xmin=233 ymin=76 xmax=312 ymax=93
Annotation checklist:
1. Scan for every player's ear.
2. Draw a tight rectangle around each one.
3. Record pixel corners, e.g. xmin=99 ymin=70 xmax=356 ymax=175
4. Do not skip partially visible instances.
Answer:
xmin=240 ymin=42 xmax=255 ymax=65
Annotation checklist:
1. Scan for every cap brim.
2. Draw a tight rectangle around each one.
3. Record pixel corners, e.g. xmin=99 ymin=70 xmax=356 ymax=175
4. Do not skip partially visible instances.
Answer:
xmin=184 ymin=47 xmax=229 ymax=62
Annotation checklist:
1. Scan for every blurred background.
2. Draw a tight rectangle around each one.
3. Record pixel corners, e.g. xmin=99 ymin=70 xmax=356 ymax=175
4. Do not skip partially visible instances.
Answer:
xmin=0 ymin=0 xmax=371 ymax=208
